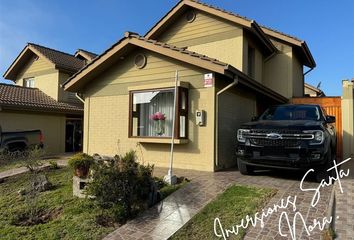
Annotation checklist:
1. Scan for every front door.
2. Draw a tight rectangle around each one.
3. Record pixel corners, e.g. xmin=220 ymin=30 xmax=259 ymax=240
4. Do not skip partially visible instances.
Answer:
xmin=65 ymin=119 xmax=83 ymax=152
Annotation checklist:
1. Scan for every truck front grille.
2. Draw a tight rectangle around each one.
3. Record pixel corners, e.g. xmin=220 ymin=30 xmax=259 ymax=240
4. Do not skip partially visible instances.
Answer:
xmin=250 ymin=138 xmax=301 ymax=147
xmin=245 ymin=129 xmax=313 ymax=147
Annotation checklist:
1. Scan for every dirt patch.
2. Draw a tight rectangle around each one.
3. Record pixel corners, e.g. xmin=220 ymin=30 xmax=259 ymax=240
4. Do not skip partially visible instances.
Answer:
xmin=11 ymin=207 xmax=62 ymax=226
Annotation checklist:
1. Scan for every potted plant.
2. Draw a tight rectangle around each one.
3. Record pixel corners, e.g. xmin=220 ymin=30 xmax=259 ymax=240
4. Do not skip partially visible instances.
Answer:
xmin=68 ymin=153 xmax=94 ymax=178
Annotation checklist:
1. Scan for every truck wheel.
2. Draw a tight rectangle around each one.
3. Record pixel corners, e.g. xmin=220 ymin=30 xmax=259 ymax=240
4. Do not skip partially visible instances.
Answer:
xmin=237 ymin=158 xmax=254 ymax=175
xmin=315 ymin=150 xmax=335 ymax=183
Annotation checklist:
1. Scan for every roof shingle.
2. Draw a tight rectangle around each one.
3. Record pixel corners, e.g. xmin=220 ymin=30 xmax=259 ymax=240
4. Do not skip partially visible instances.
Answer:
xmin=29 ymin=43 xmax=86 ymax=72
xmin=75 ymin=49 xmax=98 ymax=60
xmin=0 ymin=83 xmax=83 ymax=114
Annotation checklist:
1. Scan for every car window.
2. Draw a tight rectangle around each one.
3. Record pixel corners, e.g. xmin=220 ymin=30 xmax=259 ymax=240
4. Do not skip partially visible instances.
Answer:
xmin=260 ymin=105 xmax=320 ymax=121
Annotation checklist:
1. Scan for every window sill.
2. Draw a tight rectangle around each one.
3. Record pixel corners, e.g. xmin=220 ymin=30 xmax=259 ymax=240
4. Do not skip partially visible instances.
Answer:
xmin=132 ymin=137 xmax=189 ymax=144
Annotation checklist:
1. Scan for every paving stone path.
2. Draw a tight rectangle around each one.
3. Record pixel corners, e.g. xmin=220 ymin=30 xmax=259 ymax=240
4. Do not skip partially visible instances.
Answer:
xmin=104 ymin=168 xmax=333 ymax=240
xmin=0 ymin=154 xmax=70 ymax=180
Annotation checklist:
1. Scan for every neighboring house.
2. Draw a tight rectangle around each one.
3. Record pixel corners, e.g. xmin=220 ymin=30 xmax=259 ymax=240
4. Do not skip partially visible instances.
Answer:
xmin=2 ymin=43 xmax=97 ymax=154
xmin=63 ymin=0 xmax=316 ymax=171
xmin=304 ymin=83 xmax=325 ymax=97
xmin=342 ymin=79 xmax=354 ymax=159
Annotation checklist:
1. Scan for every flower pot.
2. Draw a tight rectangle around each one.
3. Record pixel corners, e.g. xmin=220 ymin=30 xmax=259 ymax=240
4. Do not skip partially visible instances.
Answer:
xmin=75 ymin=166 xmax=89 ymax=178
xmin=153 ymin=119 xmax=165 ymax=136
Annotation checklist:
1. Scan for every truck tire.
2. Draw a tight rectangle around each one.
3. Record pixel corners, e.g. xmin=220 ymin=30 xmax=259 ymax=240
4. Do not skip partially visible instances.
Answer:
xmin=7 ymin=143 xmax=27 ymax=152
xmin=237 ymin=158 xmax=254 ymax=175
xmin=315 ymin=149 xmax=335 ymax=183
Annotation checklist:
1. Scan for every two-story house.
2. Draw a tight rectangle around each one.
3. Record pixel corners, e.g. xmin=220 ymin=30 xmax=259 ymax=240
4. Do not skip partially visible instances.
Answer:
xmin=1 ymin=43 xmax=97 ymax=154
xmin=63 ymin=0 xmax=316 ymax=171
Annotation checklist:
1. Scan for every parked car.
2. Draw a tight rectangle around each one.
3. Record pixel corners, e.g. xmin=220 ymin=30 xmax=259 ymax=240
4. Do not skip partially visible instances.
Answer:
xmin=236 ymin=104 xmax=336 ymax=181
xmin=0 ymin=125 xmax=43 ymax=152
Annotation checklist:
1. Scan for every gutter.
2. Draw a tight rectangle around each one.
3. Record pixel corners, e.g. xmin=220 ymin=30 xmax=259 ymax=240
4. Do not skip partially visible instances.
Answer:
xmin=303 ymin=67 xmax=314 ymax=77
xmin=75 ymin=93 xmax=85 ymax=103
xmin=215 ymin=76 xmax=238 ymax=169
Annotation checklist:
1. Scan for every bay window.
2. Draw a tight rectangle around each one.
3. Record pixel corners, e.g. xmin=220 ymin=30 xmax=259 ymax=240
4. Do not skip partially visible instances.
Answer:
xmin=129 ymin=87 xmax=188 ymax=139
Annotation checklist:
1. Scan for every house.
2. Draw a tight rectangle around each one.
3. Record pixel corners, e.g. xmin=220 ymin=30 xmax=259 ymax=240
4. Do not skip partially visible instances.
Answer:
xmin=304 ymin=83 xmax=325 ymax=97
xmin=63 ymin=0 xmax=316 ymax=171
xmin=342 ymin=79 xmax=354 ymax=160
xmin=1 ymin=43 xmax=97 ymax=154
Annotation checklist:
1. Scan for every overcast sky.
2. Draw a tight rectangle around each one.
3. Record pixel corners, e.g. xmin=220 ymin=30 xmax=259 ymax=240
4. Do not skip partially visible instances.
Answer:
xmin=0 ymin=0 xmax=353 ymax=96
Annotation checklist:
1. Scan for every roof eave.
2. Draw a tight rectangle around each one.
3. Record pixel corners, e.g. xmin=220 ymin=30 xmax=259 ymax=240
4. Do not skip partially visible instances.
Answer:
xmin=301 ymin=41 xmax=316 ymax=68
xmin=3 ymin=45 xmax=31 ymax=81
xmin=64 ymin=35 xmax=230 ymax=92
xmin=145 ymin=1 xmax=185 ymax=39
xmin=250 ymin=21 xmax=277 ymax=56
xmin=0 ymin=103 xmax=83 ymax=115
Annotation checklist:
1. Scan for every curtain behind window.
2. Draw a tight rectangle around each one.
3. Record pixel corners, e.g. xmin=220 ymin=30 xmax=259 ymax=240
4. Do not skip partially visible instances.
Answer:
xmin=139 ymin=91 xmax=174 ymax=137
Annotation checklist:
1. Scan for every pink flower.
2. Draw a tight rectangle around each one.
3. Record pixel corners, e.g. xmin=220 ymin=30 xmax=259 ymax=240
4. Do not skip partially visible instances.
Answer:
xmin=150 ymin=112 xmax=166 ymax=121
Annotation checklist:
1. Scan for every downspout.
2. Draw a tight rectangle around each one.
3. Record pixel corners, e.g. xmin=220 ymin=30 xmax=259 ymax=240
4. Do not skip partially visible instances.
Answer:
xmin=303 ymin=67 xmax=314 ymax=97
xmin=215 ymin=76 xmax=239 ymax=169
xmin=303 ymin=67 xmax=314 ymax=77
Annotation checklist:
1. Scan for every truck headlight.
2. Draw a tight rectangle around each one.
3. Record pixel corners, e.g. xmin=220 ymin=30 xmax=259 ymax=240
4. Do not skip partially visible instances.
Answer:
xmin=303 ymin=130 xmax=324 ymax=145
xmin=237 ymin=129 xmax=250 ymax=143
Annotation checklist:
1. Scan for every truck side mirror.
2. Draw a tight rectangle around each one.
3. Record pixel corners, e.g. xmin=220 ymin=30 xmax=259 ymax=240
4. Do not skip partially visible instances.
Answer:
xmin=251 ymin=116 xmax=258 ymax=121
xmin=326 ymin=115 xmax=335 ymax=123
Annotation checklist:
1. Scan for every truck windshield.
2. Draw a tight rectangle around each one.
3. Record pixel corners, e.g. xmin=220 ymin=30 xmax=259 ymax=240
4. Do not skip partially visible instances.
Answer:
xmin=259 ymin=105 xmax=321 ymax=121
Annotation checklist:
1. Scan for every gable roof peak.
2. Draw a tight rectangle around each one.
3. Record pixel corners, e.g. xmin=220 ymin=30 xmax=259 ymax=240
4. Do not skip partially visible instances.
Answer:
xmin=144 ymin=0 xmax=315 ymax=68
xmin=28 ymin=42 xmax=76 ymax=58
xmin=124 ymin=31 xmax=140 ymax=38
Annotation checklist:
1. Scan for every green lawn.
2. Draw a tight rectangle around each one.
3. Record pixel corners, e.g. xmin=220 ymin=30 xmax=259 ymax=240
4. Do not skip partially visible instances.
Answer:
xmin=170 ymin=185 xmax=277 ymax=240
xmin=0 ymin=159 xmax=25 ymax=172
xmin=0 ymin=167 xmax=115 ymax=240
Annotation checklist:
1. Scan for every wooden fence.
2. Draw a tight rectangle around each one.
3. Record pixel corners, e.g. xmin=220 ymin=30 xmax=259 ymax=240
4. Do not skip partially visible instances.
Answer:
xmin=291 ymin=97 xmax=342 ymax=160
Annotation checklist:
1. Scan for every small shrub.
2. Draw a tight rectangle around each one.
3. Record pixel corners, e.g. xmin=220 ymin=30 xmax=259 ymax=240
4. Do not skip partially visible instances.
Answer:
xmin=87 ymin=150 xmax=154 ymax=222
xmin=22 ymin=146 xmax=45 ymax=172
xmin=48 ymin=160 xmax=59 ymax=169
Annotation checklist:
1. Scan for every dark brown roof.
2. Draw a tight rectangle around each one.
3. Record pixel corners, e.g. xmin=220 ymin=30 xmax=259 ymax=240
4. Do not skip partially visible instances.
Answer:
xmin=75 ymin=49 xmax=98 ymax=60
xmin=0 ymin=83 xmax=83 ymax=114
xmin=29 ymin=43 xmax=86 ymax=72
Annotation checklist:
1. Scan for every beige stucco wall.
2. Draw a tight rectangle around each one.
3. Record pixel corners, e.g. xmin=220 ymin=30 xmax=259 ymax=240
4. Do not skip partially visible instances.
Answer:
xmin=217 ymin=81 xmax=257 ymax=169
xmin=0 ymin=111 xmax=66 ymax=154
xmin=342 ymin=80 xmax=354 ymax=159
xmin=292 ymin=52 xmax=304 ymax=97
xmin=158 ymin=10 xmax=244 ymax=71
xmin=263 ymin=40 xmax=293 ymax=98
xmin=83 ymin=49 xmax=216 ymax=171
xmin=15 ymin=54 xmax=60 ymax=100
xmin=157 ymin=10 xmax=305 ymax=99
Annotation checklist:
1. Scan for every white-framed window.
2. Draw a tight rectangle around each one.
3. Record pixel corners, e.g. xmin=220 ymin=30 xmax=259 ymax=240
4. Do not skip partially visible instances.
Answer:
xmin=24 ymin=78 xmax=35 ymax=88
xmin=129 ymin=87 xmax=188 ymax=138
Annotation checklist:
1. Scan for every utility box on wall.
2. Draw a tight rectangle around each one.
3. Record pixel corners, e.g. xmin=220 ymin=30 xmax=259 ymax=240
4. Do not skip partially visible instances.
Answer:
xmin=196 ymin=110 xmax=205 ymax=126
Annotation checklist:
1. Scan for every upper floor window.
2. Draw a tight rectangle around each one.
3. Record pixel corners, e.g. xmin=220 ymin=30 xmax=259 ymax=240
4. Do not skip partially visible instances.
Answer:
xmin=24 ymin=78 xmax=35 ymax=88
xmin=129 ymin=87 xmax=188 ymax=139
xmin=247 ymin=46 xmax=255 ymax=78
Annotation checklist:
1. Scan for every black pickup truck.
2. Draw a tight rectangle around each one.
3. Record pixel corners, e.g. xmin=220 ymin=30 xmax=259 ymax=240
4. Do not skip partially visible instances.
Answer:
xmin=236 ymin=104 xmax=336 ymax=180
xmin=0 ymin=125 xmax=43 ymax=153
